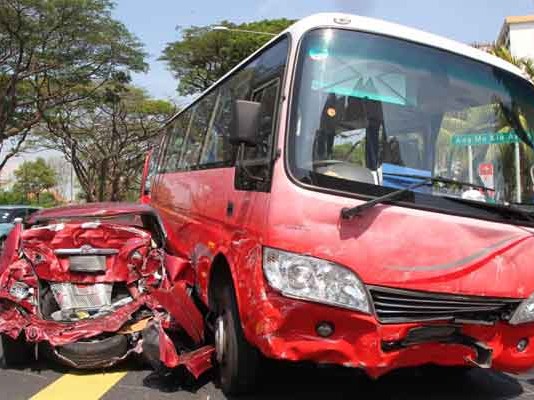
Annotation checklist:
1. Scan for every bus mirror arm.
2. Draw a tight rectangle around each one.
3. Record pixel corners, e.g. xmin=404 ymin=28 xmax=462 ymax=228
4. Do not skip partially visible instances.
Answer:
xmin=236 ymin=143 xmax=265 ymax=182
xmin=237 ymin=162 xmax=265 ymax=182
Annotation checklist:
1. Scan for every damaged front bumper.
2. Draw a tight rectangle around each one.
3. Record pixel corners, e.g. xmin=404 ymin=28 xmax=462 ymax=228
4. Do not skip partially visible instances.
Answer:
xmin=0 ymin=290 xmax=214 ymax=378
xmin=246 ymin=292 xmax=534 ymax=378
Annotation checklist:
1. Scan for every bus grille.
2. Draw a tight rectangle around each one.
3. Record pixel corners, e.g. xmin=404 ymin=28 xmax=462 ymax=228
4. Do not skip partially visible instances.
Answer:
xmin=368 ymin=286 xmax=521 ymax=324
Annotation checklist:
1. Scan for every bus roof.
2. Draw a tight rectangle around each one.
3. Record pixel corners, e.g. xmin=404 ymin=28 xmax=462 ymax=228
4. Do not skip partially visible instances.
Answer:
xmin=169 ymin=13 xmax=530 ymax=122
xmin=282 ymin=13 xmax=527 ymax=79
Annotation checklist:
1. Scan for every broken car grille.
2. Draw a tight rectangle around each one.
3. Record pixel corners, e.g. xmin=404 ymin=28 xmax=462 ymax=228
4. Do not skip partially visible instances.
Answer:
xmin=368 ymin=286 xmax=522 ymax=324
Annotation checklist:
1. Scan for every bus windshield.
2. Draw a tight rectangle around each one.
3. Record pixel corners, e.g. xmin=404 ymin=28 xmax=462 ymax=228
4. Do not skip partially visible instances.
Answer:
xmin=288 ymin=28 xmax=534 ymax=208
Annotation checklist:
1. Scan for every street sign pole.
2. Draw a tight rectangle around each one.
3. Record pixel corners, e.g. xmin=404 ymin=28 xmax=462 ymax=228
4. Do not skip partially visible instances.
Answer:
xmin=468 ymin=145 xmax=474 ymax=184
xmin=515 ymin=142 xmax=522 ymax=203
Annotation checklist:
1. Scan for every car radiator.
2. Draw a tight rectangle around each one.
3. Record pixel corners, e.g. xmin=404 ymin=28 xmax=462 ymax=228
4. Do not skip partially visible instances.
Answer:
xmin=50 ymin=282 xmax=113 ymax=311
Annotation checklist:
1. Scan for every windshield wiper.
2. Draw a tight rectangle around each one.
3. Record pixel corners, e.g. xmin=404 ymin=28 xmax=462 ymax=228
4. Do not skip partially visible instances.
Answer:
xmin=397 ymin=174 xmax=534 ymax=224
xmin=340 ymin=173 xmax=493 ymax=220
xmin=383 ymin=172 xmax=493 ymax=192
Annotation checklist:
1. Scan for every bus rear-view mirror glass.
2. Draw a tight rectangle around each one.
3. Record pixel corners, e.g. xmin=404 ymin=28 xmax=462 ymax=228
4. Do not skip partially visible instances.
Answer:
xmin=231 ymin=100 xmax=261 ymax=147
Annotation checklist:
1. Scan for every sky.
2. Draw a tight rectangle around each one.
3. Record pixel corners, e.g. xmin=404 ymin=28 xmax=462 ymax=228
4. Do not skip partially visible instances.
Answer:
xmin=2 ymin=0 xmax=534 ymax=181
xmin=113 ymin=0 xmax=534 ymax=101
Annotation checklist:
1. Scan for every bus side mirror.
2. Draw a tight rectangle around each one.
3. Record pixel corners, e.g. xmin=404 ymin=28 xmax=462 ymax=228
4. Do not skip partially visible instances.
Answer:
xmin=230 ymin=100 xmax=261 ymax=146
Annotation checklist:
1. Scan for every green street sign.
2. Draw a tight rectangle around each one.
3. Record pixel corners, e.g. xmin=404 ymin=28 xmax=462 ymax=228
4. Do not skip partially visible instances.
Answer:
xmin=451 ymin=131 xmax=534 ymax=146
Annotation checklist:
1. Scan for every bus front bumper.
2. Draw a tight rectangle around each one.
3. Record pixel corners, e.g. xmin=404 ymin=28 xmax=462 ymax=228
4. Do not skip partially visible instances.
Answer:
xmin=245 ymin=293 xmax=534 ymax=378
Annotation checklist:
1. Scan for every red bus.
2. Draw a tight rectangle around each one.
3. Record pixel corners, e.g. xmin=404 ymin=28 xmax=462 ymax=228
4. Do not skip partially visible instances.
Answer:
xmin=145 ymin=13 xmax=534 ymax=395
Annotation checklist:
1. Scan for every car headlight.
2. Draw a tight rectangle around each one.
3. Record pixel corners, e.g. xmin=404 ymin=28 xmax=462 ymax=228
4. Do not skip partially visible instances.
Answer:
xmin=9 ymin=281 xmax=33 ymax=300
xmin=263 ymin=247 xmax=370 ymax=313
xmin=510 ymin=293 xmax=534 ymax=325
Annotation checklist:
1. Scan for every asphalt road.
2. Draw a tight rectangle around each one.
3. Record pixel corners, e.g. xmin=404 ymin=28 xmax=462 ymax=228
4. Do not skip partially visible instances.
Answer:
xmin=3 ymin=340 xmax=534 ymax=400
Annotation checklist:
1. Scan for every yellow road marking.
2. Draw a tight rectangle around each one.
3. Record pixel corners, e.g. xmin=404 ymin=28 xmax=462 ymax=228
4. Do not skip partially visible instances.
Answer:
xmin=30 ymin=371 xmax=127 ymax=400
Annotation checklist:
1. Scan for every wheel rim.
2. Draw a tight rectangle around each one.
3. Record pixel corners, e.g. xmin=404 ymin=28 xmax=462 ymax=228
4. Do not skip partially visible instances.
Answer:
xmin=215 ymin=316 xmax=227 ymax=365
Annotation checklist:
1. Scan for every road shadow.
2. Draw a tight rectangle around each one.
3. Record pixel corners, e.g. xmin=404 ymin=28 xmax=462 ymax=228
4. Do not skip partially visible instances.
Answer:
xmin=142 ymin=368 xmax=215 ymax=394
xmin=0 ymin=351 xmax=147 ymax=376
xmin=135 ymin=358 xmax=527 ymax=400
xmin=230 ymin=361 xmax=525 ymax=400
xmin=1 ymin=348 xmax=527 ymax=399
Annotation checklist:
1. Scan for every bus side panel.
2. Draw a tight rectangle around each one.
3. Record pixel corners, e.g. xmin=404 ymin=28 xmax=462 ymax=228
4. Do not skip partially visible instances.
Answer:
xmin=221 ymin=182 xmax=271 ymax=327
xmin=151 ymin=166 xmax=271 ymax=321
xmin=186 ymin=167 xmax=234 ymax=305
xmin=151 ymin=168 xmax=227 ymax=265
xmin=151 ymin=172 xmax=190 ymax=256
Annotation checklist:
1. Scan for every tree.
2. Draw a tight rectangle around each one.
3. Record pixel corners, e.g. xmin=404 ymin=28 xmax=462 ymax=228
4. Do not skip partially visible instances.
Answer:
xmin=12 ymin=157 xmax=56 ymax=203
xmin=41 ymin=83 xmax=175 ymax=202
xmin=490 ymin=46 xmax=534 ymax=199
xmin=491 ymin=46 xmax=534 ymax=82
xmin=0 ymin=0 xmax=147 ymax=173
xmin=160 ymin=19 xmax=295 ymax=95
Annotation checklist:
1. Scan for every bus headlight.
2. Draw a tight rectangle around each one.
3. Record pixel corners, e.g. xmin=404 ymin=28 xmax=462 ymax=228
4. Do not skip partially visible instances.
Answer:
xmin=510 ymin=293 xmax=534 ymax=325
xmin=263 ymin=247 xmax=370 ymax=313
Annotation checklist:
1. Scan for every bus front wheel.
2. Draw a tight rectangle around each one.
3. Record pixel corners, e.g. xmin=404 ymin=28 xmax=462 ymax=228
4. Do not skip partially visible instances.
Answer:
xmin=214 ymin=282 xmax=260 ymax=395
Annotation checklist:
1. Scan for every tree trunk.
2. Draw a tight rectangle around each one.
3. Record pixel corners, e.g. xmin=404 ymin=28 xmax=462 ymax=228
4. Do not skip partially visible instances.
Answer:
xmin=110 ymin=175 xmax=120 ymax=201
xmin=97 ymin=159 xmax=108 ymax=202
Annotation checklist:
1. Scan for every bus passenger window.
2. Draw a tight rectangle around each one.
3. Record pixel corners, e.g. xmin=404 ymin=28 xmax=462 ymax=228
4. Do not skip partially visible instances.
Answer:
xmin=180 ymin=91 xmax=217 ymax=170
xmin=161 ymin=109 xmax=192 ymax=173
xmin=200 ymin=86 xmax=235 ymax=166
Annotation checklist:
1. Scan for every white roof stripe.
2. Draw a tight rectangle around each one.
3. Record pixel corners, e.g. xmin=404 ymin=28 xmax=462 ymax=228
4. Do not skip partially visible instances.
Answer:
xmin=285 ymin=13 xmax=527 ymax=80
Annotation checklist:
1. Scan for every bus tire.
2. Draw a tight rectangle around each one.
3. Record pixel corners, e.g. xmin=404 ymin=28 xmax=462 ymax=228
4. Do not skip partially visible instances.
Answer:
xmin=214 ymin=281 xmax=260 ymax=395
xmin=1 ymin=334 xmax=32 ymax=367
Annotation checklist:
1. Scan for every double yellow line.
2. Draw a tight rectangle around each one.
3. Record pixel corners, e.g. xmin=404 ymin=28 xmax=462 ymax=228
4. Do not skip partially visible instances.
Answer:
xmin=30 ymin=371 xmax=127 ymax=400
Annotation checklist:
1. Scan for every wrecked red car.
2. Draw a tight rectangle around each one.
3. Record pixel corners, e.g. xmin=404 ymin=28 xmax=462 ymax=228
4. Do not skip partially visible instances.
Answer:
xmin=0 ymin=203 xmax=213 ymax=378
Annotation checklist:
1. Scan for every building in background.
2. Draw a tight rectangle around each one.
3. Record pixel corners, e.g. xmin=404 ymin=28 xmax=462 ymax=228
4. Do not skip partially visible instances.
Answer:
xmin=497 ymin=15 xmax=534 ymax=60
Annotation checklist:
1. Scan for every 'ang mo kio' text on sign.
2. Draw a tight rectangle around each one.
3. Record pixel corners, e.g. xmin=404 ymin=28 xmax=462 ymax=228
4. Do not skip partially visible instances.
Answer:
xmin=452 ymin=131 xmax=534 ymax=146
